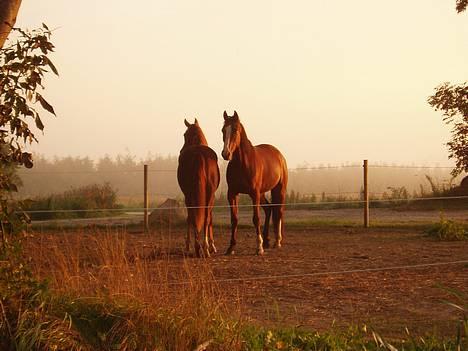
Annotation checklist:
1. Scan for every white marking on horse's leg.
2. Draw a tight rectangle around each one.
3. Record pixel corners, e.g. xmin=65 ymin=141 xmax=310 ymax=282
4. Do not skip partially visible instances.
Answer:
xmin=277 ymin=219 xmax=282 ymax=247
xmin=274 ymin=218 xmax=282 ymax=248
xmin=223 ymin=125 xmax=232 ymax=155
xmin=256 ymin=233 xmax=264 ymax=255
xmin=209 ymin=227 xmax=217 ymax=253
xmin=203 ymin=226 xmax=210 ymax=257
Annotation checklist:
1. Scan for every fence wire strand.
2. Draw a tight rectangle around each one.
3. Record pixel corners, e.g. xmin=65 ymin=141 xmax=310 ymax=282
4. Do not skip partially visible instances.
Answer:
xmin=162 ymin=260 xmax=468 ymax=286
xmin=22 ymin=195 xmax=468 ymax=214
xmin=16 ymin=163 xmax=458 ymax=175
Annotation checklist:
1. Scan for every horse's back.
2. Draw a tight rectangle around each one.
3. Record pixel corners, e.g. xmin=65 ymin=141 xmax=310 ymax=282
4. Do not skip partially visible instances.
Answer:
xmin=255 ymin=144 xmax=288 ymax=187
xmin=226 ymin=143 xmax=287 ymax=194
xmin=255 ymin=144 xmax=287 ymax=167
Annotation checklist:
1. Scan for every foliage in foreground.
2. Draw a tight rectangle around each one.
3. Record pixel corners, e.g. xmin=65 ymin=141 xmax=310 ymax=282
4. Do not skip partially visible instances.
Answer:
xmin=242 ymin=324 xmax=467 ymax=351
xmin=0 ymin=25 xmax=57 ymax=187
xmin=428 ymin=83 xmax=467 ymax=178
xmin=1 ymin=290 xmax=467 ymax=350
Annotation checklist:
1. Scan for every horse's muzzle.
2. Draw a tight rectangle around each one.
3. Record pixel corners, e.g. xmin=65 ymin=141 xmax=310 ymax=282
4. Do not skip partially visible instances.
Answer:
xmin=221 ymin=150 xmax=231 ymax=161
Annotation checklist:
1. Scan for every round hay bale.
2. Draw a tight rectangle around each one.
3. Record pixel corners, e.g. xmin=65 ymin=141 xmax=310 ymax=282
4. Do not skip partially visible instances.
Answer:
xmin=149 ymin=198 xmax=186 ymax=226
xmin=448 ymin=175 xmax=468 ymax=196
xmin=460 ymin=176 xmax=468 ymax=189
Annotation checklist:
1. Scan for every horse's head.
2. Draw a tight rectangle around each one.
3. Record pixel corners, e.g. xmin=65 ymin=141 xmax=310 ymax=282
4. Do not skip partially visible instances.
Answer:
xmin=221 ymin=110 xmax=241 ymax=161
xmin=182 ymin=118 xmax=208 ymax=148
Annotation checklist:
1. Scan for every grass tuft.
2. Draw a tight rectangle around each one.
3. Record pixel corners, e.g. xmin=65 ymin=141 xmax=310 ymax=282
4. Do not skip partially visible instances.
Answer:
xmin=426 ymin=215 xmax=468 ymax=241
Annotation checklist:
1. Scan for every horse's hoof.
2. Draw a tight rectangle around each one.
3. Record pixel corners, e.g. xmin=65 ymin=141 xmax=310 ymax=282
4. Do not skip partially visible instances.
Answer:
xmin=195 ymin=247 xmax=201 ymax=258
xmin=210 ymin=245 xmax=217 ymax=254
xmin=225 ymin=247 xmax=235 ymax=255
xmin=273 ymin=242 xmax=282 ymax=249
xmin=262 ymin=240 xmax=270 ymax=249
xmin=256 ymin=249 xmax=265 ymax=256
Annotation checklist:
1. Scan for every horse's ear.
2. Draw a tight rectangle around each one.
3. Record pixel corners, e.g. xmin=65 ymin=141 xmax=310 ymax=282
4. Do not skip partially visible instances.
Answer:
xmin=194 ymin=118 xmax=199 ymax=126
xmin=184 ymin=119 xmax=190 ymax=127
xmin=223 ymin=111 xmax=228 ymax=120
xmin=233 ymin=110 xmax=239 ymax=119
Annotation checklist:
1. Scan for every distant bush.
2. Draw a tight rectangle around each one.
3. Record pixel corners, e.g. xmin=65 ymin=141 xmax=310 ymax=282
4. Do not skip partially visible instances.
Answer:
xmin=425 ymin=175 xmax=456 ymax=197
xmin=426 ymin=215 xmax=468 ymax=241
xmin=24 ymin=183 xmax=121 ymax=220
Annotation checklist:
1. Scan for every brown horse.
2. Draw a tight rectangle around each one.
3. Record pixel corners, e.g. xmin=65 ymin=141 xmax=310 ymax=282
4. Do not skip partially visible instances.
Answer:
xmin=222 ymin=111 xmax=288 ymax=255
xmin=177 ymin=118 xmax=220 ymax=257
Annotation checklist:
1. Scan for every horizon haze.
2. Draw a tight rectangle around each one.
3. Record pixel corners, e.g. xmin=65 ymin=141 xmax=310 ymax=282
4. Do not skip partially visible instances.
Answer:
xmin=15 ymin=1 xmax=468 ymax=168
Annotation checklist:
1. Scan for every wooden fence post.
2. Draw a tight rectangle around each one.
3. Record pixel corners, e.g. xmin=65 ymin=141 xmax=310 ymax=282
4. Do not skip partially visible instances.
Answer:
xmin=363 ymin=159 xmax=369 ymax=228
xmin=144 ymin=164 xmax=149 ymax=233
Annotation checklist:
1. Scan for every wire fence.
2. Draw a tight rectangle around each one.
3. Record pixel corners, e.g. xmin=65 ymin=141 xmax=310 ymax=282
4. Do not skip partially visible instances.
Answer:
xmin=162 ymin=260 xmax=468 ymax=286
xmin=14 ymin=161 xmax=467 ymax=227
xmin=21 ymin=195 xmax=468 ymax=214
xmin=15 ymin=163 xmax=457 ymax=174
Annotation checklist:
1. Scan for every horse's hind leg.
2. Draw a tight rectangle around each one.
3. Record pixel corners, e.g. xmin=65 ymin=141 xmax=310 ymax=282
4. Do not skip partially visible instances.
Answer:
xmin=185 ymin=209 xmax=192 ymax=253
xmin=208 ymin=207 xmax=217 ymax=254
xmin=185 ymin=224 xmax=192 ymax=254
xmin=271 ymin=185 xmax=286 ymax=248
xmin=260 ymin=194 xmax=272 ymax=249
xmin=200 ymin=205 xmax=212 ymax=257
xmin=194 ymin=223 xmax=203 ymax=258
xmin=202 ymin=221 xmax=211 ymax=258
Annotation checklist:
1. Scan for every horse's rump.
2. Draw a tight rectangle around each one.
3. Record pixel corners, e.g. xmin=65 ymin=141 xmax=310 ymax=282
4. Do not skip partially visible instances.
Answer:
xmin=177 ymin=145 xmax=219 ymax=232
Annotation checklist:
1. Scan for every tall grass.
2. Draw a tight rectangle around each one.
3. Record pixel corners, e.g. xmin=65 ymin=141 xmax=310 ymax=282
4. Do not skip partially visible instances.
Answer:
xmin=22 ymin=229 xmax=242 ymax=350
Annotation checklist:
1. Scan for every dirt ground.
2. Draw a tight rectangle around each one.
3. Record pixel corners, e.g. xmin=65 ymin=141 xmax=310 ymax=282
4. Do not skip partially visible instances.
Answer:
xmin=27 ymin=210 xmax=468 ymax=338
xmin=206 ymin=226 xmax=468 ymax=336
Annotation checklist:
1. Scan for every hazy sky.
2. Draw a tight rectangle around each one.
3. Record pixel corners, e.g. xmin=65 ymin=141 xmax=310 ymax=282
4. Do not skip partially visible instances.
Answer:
xmin=16 ymin=1 xmax=468 ymax=167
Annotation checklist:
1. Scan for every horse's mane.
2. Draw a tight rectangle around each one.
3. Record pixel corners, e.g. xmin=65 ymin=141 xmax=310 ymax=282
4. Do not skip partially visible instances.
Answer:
xmin=238 ymin=122 xmax=253 ymax=150
xmin=182 ymin=125 xmax=208 ymax=149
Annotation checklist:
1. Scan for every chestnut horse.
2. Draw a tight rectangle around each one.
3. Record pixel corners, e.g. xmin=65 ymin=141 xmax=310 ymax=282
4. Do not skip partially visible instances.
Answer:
xmin=177 ymin=119 xmax=220 ymax=257
xmin=222 ymin=111 xmax=288 ymax=255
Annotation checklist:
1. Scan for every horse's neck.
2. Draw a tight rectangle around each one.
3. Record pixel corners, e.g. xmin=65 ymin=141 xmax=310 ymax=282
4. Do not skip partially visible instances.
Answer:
xmin=194 ymin=132 xmax=208 ymax=146
xmin=234 ymin=127 xmax=255 ymax=169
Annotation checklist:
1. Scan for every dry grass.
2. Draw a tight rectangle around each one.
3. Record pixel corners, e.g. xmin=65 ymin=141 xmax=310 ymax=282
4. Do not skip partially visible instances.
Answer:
xmin=23 ymin=228 xmax=244 ymax=350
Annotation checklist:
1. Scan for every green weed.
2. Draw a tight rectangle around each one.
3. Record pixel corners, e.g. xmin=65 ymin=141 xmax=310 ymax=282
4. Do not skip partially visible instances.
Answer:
xmin=426 ymin=215 xmax=468 ymax=241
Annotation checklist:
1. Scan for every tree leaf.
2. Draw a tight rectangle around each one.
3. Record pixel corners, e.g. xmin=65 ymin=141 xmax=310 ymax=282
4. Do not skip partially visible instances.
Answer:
xmin=36 ymin=94 xmax=56 ymax=116
xmin=44 ymin=56 xmax=59 ymax=76
xmin=35 ymin=116 xmax=44 ymax=131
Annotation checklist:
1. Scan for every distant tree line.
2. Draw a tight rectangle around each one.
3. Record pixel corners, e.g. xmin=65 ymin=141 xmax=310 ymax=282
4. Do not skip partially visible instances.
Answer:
xmin=15 ymin=154 xmax=465 ymax=205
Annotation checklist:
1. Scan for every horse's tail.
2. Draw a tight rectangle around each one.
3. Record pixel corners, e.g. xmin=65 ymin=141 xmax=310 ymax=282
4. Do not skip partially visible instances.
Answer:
xmin=190 ymin=153 xmax=207 ymax=235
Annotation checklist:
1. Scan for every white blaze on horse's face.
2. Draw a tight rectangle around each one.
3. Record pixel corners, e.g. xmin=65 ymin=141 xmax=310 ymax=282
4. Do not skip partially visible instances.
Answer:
xmin=222 ymin=125 xmax=233 ymax=160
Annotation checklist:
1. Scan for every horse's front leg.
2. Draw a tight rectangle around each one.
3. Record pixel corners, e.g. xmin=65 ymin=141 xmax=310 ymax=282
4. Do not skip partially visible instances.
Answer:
xmin=225 ymin=191 xmax=238 ymax=255
xmin=252 ymin=193 xmax=264 ymax=255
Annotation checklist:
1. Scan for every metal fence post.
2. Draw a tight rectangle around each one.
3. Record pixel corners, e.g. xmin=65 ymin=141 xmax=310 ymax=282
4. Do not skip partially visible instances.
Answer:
xmin=363 ymin=159 xmax=369 ymax=228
